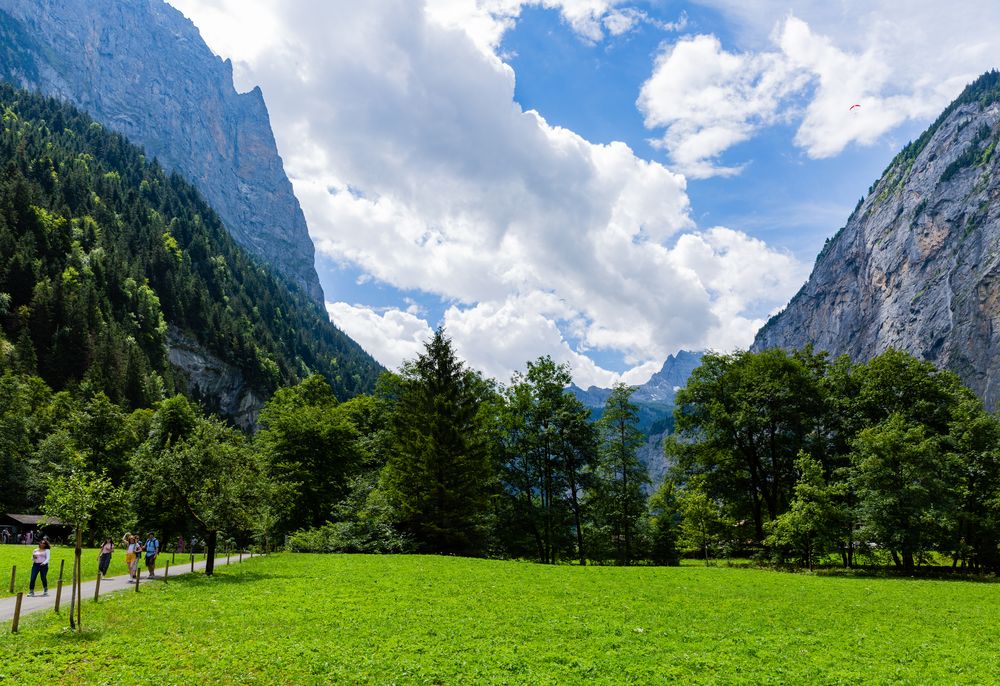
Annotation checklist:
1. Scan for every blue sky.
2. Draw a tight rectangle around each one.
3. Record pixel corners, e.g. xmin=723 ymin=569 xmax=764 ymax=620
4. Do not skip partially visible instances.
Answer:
xmin=169 ymin=0 xmax=996 ymax=387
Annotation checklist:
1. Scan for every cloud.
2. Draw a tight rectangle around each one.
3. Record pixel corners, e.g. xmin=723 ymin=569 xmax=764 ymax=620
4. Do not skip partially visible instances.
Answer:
xmin=168 ymin=0 xmax=808 ymax=388
xmin=326 ymin=302 xmax=434 ymax=371
xmin=639 ymin=4 xmax=999 ymax=174
xmin=637 ymin=33 xmax=805 ymax=177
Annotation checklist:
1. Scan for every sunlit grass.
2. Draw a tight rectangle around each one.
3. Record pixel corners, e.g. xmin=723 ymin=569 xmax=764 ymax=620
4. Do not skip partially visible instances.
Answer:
xmin=2 ymin=553 xmax=998 ymax=684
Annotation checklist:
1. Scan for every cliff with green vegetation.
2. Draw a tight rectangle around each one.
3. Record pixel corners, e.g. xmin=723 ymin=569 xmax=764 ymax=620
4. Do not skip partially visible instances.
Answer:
xmin=0 ymin=84 xmax=381 ymax=425
xmin=754 ymin=71 xmax=1000 ymax=408
xmin=0 ymin=0 xmax=325 ymax=304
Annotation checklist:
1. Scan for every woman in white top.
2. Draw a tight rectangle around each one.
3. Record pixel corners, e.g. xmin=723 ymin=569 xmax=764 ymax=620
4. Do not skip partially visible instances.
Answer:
xmin=28 ymin=539 xmax=51 ymax=596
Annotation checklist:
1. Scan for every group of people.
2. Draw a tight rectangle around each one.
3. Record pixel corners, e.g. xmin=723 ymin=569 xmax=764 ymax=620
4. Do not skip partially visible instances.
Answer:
xmin=119 ymin=532 xmax=160 ymax=582
xmin=26 ymin=531 xmax=160 ymax=597
xmin=2 ymin=529 xmax=37 ymax=545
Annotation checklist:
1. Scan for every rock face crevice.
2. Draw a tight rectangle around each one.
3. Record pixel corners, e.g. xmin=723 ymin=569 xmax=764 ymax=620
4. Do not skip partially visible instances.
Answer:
xmin=0 ymin=0 xmax=324 ymax=305
xmin=753 ymin=72 xmax=1000 ymax=408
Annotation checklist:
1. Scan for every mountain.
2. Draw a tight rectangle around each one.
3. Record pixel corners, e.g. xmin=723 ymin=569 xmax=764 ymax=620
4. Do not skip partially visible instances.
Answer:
xmin=0 ymin=84 xmax=382 ymax=426
xmin=568 ymin=350 xmax=704 ymax=485
xmin=568 ymin=350 xmax=703 ymax=423
xmin=753 ymin=71 xmax=1000 ymax=408
xmin=631 ymin=350 xmax=704 ymax=405
xmin=0 ymin=0 xmax=324 ymax=305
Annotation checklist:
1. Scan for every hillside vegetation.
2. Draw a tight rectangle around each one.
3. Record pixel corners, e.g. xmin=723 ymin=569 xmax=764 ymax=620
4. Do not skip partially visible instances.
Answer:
xmin=0 ymin=83 xmax=381 ymax=409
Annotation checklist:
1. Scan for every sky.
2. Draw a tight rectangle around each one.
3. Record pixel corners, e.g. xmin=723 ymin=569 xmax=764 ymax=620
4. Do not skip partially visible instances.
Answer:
xmin=166 ymin=0 xmax=1000 ymax=388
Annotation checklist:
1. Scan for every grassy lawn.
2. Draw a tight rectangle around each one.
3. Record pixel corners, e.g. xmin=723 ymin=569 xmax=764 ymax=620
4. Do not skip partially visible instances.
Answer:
xmin=0 ymin=544 xmax=207 ymax=596
xmin=2 ymin=553 xmax=998 ymax=684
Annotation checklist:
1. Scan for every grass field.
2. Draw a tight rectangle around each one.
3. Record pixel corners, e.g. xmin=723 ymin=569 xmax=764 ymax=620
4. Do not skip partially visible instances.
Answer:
xmin=0 ymin=544 xmax=206 ymax=596
xmin=2 ymin=553 xmax=999 ymax=684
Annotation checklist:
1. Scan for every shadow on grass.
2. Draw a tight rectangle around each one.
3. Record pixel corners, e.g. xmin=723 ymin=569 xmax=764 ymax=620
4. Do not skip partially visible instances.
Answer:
xmin=695 ymin=559 xmax=1000 ymax=585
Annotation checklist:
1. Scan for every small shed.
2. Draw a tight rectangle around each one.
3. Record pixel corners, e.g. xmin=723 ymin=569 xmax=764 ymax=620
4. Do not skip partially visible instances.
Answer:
xmin=0 ymin=513 xmax=74 ymax=543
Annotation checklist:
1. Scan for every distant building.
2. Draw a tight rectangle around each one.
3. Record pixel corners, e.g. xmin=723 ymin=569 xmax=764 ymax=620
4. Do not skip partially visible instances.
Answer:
xmin=0 ymin=513 xmax=74 ymax=542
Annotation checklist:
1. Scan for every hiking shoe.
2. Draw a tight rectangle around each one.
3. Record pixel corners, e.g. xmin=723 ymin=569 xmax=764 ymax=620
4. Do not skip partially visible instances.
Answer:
xmin=27 ymin=592 xmax=35 ymax=597
xmin=42 ymin=591 xmax=48 ymax=596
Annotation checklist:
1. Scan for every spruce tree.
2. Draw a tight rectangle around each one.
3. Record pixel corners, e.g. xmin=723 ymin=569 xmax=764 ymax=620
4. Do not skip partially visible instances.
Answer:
xmin=382 ymin=328 xmax=493 ymax=556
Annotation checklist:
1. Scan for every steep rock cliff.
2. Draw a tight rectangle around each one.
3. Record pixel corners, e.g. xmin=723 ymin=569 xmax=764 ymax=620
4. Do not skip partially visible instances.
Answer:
xmin=0 ymin=0 xmax=324 ymax=305
xmin=754 ymin=72 xmax=1000 ymax=408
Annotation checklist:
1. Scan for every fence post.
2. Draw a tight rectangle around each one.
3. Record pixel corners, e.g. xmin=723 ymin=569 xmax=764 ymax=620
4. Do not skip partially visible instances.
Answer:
xmin=134 ymin=568 xmax=139 ymax=593
xmin=190 ymin=554 xmax=194 ymax=573
xmin=11 ymin=592 xmax=23 ymax=633
xmin=172 ymin=551 xmax=176 ymax=564
xmin=8 ymin=565 xmax=15 ymax=594
xmin=164 ymin=562 xmax=169 ymax=583
xmin=54 ymin=578 xmax=63 ymax=612
xmin=239 ymin=549 xmax=243 ymax=563
xmin=93 ymin=572 xmax=102 ymax=602
xmin=58 ymin=559 xmax=65 ymax=582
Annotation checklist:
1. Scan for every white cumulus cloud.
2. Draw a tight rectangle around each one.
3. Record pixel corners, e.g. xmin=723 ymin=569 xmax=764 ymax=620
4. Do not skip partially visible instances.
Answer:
xmin=639 ymin=4 xmax=998 ymax=175
xmin=168 ymin=0 xmax=808 ymax=387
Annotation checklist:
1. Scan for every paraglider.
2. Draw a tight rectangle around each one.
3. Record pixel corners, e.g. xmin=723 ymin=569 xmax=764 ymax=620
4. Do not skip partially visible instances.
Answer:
xmin=849 ymin=103 xmax=861 ymax=110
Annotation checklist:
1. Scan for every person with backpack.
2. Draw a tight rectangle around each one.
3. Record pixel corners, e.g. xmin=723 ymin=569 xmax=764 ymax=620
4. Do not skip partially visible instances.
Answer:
xmin=144 ymin=531 xmax=160 ymax=578
xmin=28 ymin=539 xmax=50 ymax=597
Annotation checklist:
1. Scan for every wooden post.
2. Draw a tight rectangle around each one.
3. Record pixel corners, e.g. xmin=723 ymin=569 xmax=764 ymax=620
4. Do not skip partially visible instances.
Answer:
xmin=54 ymin=578 xmax=63 ymax=612
xmin=164 ymin=562 xmax=169 ymax=583
xmin=172 ymin=551 xmax=176 ymax=564
xmin=134 ymin=568 xmax=139 ymax=593
xmin=93 ymin=572 xmax=102 ymax=602
xmin=9 ymin=565 xmax=15 ymax=594
xmin=239 ymin=549 xmax=243 ymax=563
xmin=11 ymin=592 xmax=22 ymax=633
xmin=58 ymin=559 xmax=65 ymax=582
xmin=190 ymin=554 xmax=195 ymax=573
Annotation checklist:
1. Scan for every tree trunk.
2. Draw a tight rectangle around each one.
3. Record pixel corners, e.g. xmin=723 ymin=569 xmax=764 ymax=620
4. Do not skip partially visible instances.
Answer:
xmin=569 ymin=481 xmax=585 ymax=566
xmin=902 ymin=549 xmax=914 ymax=570
xmin=74 ymin=526 xmax=83 ymax=631
xmin=890 ymin=549 xmax=902 ymax=568
xmin=205 ymin=530 xmax=218 ymax=576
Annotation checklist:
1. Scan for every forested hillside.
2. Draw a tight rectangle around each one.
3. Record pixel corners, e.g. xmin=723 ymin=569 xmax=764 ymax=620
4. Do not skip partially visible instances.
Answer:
xmin=0 ymin=84 xmax=381 ymax=413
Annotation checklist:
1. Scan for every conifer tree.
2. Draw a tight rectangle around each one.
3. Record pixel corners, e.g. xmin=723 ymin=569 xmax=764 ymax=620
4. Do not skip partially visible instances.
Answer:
xmin=382 ymin=328 xmax=493 ymax=556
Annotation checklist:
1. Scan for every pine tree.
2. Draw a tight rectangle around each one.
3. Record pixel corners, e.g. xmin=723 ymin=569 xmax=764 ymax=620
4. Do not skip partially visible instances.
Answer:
xmin=382 ymin=328 xmax=493 ymax=556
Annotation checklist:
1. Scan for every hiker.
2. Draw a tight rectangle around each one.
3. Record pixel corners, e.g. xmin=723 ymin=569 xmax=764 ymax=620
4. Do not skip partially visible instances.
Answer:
xmin=144 ymin=531 xmax=160 ymax=578
xmin=126 ymin=535 xmax=139 ymax=581
xmin=177 ymin=534 xmax=186 ymax=554
xmin=97 ymin=538 xmax=114 ymax=576
xmin=28 ymin=539 xmax=50 ymax=597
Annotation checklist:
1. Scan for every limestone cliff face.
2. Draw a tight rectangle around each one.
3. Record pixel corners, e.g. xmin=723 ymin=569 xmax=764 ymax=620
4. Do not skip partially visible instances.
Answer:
xmin=166 ymin=327 xmax=263 ymax=431
xmin=753 ymin=72 xmax=1000 ymax=408
xmin=0 ymin=0 xmax=324 ymax=305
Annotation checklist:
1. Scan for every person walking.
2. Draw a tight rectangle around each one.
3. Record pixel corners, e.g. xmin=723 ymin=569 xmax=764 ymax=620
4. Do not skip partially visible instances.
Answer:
xmin=125 ymin=535 xmax=139 ymax=582
xmin=28 ymin=539 xmax=50 ymax=597
xmin=97 ymin=538 xmax=114 ymax=576
xmin=144 ymin=531 xmax=160 ymax=578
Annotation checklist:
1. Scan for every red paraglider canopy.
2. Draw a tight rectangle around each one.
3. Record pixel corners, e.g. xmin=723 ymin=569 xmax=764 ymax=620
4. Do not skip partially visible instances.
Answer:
xmin=849 ymin=103 xmax=861 ymax=110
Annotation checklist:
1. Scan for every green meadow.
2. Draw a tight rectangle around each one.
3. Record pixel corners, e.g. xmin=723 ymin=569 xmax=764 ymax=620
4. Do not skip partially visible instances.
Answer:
xmin=2 ymin=554 xmax=998 ymax=684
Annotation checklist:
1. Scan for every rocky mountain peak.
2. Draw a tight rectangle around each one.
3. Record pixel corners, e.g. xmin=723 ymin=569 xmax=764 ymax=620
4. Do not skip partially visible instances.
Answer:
xmin=753 ymin=70 xmax=1000 ymax=408
xmin=0 ymin=0 xmax=325 ymax=305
